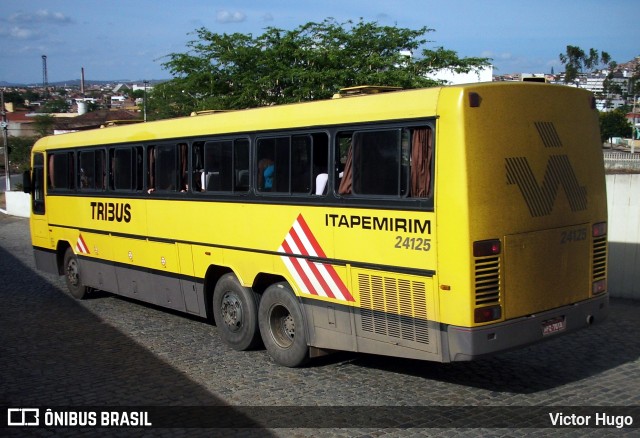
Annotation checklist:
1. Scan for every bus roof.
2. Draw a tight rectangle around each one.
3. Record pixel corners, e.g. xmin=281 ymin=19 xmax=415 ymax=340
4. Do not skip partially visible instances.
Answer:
xmin=31 ymin=82 xmax=587 ymax=152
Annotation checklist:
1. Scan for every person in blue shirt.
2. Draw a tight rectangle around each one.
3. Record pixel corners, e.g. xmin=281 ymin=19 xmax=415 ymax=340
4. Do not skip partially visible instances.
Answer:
xmin=258 ymin=157 xmax=274 ymax=191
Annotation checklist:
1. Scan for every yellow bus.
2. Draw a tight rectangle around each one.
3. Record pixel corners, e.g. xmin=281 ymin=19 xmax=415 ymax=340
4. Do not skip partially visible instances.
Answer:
xmin=24 ymin=82 xmax=608 ymax=367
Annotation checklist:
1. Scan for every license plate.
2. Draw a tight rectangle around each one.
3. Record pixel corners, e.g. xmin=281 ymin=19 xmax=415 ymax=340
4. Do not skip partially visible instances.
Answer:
xmin=542 ymin=316 xmax=566 ymax=336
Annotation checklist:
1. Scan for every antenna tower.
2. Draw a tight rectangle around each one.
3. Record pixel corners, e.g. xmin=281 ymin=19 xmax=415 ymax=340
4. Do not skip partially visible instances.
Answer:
xmin=42 ymin=55 xmax=48 ymax=96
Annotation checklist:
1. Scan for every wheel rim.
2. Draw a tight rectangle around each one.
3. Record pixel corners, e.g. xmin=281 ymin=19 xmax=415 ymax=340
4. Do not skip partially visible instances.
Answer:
xmin=220 ymin=292 xmax=243 ymax=332
xmin=269 ymin=304 xmax=295 ymax=348
xmin=66 ymin=258 xmax=80 ymax=287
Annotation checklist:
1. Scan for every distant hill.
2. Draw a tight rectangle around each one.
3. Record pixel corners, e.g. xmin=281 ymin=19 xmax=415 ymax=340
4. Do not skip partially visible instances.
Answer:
xmin=0 ymin=79 xmax=168 ymax=87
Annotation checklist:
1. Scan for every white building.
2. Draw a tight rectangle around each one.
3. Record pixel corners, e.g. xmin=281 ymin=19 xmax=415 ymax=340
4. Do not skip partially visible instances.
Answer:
xmin=110 ymin=95 xmax=126 ymax=108
xmin=426 ymin=65 xmax=494 ymax=85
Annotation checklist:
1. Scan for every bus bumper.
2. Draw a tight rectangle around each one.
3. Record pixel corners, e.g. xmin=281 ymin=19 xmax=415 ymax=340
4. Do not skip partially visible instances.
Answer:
xmin=445 ymin=294 xmax=609 ymax=362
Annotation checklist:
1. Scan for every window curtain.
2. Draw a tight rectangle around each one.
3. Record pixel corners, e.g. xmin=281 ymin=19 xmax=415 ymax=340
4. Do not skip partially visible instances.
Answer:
xmin=338 ymin=140 xmax=354 ymax=195
xmin=180 ymin=143 xmax=188 ymax=190
xmin=48 ymin=154 xmax=55 ymax=188
xmin=410 ymin=128 xmax=433 ymax=198
xmin=147 ymin=147 xmax=155 ymax=190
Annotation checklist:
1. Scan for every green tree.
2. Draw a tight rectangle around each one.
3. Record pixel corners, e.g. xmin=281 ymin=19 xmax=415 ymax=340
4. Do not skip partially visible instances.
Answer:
xmin=41 ymin=99 xmax=70 ymax=113
xmin=559 ymin=45 xmax=610 ymax=83
xmin=130 ymin=89 xmax=145 ymax=99
xmin=600 ymin=109 xmax=632 ymax=143
xmin=6 ymin=136 xmax=37 ymax=172
xmin=32 ymin=115 xmax=55 ymax=137
xmin=148 ymin=18 xmax=490 ymax=119
xmin=3 ymin=90 xmax=25 ymax=107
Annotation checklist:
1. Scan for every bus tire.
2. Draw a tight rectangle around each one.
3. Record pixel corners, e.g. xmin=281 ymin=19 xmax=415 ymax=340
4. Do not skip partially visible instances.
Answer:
xmin=212 ymin=273 xmax=261 ymax=351
xmin=63 ymin=247 xmax=89 ymax=300
xmin=258 ymin=282 xmax=309 ymax=367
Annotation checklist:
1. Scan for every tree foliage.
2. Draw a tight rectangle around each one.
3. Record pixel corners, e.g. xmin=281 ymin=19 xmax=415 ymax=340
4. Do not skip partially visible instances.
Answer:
xmin=147 ymin=18 xmax=490 ymax=119
xmin=32 ymin=115 xmax=55 ymax=137
xmin=6 ymin=136 xmax=37 ymax=173
xmin=41 ymin=99 xmax=70 ymax=114
xmin=600 ymin=109 xmax=632 ymax=143
xmin=559 ymin=45 xmax=611 ymax=84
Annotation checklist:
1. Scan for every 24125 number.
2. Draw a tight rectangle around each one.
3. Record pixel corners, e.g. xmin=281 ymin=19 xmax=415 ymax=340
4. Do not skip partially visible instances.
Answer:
xmin=394 ymin=236 xmax=431 ymax=251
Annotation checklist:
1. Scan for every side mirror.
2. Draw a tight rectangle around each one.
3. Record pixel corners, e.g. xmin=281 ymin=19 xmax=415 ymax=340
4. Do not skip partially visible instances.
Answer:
xmin=22 ymin=170 xmax=32 ymax=194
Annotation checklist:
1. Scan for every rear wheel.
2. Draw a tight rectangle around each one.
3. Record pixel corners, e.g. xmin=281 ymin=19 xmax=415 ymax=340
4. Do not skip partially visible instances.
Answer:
xmin=258 ymin=282 xmax=309 ymax=367
xmin=212 ymin=273 xmax=261 ymax=351
xmin=63 ymin=247 xmax=89 ymax=300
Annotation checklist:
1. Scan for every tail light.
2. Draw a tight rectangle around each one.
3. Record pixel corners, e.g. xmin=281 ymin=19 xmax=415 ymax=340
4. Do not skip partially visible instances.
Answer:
xmin=474 ymin=305 xmax=502 ymax=323
xmin=592 ymin=222 xmax=607 ymax=237
xmin=473 ymin=239 xmax=501 ymax=257
xmin=592 ymin=279 xmax=606 ymax=295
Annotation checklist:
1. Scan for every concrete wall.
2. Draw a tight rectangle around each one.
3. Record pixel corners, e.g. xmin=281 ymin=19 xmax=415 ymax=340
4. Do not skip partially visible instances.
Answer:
xmin=4 ymin=191 xmax=30 ymax=218
xmin=606 ymin=174 xmax=640 ymax=299
xmin=603 ymin=151 xmax=640 ymax=172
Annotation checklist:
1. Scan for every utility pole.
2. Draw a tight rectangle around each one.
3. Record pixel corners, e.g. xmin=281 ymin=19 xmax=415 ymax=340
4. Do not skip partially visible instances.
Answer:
xmin=143 ymin=80 xmax=149 ymax=122
xmin=1 ymin=89 xmax=10 ymax=192
xmin=632 ymin=94 xmax=638 ymax=154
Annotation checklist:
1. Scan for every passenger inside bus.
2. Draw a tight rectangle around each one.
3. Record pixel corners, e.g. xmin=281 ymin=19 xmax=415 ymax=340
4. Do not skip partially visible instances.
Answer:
xmin=258 ymin=157 xmax=274 ymax=191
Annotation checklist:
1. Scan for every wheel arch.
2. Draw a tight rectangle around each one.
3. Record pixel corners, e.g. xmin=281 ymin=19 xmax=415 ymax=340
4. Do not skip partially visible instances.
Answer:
xmin=203 ymin=264 xmax=233 ymax=322
xmin=252 ymin=272 xmax=288 ymax=295
xmin=55 ymin=240 xmax=72 ymax=275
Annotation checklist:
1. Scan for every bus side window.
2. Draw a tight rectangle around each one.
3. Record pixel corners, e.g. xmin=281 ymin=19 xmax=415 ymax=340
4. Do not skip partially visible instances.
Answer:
xmin=256 ymin=134 xmax=323 ymax=195
xmin=336 ymin=133 xmax=352 ymax=195
xmin=135 ymin=146 xmax=144 ymax=191
xmin=79 ymin=151 xmax=94 ymax=189
xmin=234 ymin=139 xmax=250 ymax=192
xmin=192 ymin=141 xmax=205 ymax=192
xmin=337 ymin=126 xmax=433 ymax=198
xmin=256 ymin=138 xmax=278 ymax=192
xmin=47 ymin=151 xmax=75 ymax=191
xmin=203 ymin=140 xmax=230 ymax=192
xmin=409 ymin=127 xmax=433 ymax=198
xmin=112 ymin=148 xmax=133 ymax=190
xmin=155 ymin=144 xmax=178 ymax=191
xmin=79 ymin=150 xmax=105 ymax=190
xmin=311 ymin=133 xmax=329 ymax=195
xmin=291 ymin=135 xmax=312 ymax=194
xmin=147 ymin=145 xmax=155 ymax=193
xmin=178 ymin=143 xmax=188 ymax=192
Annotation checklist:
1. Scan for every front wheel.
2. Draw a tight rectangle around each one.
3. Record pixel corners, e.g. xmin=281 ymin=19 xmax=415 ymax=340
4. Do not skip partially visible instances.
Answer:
xmin=63 ymin=247 xmax=89 ymax=299
xmin=258 ymin=282 xmax=309 ymax=367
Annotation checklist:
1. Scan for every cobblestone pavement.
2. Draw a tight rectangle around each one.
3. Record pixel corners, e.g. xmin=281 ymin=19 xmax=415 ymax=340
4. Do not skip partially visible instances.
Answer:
xmin=0 ymin=214 xmax=638 ymax=437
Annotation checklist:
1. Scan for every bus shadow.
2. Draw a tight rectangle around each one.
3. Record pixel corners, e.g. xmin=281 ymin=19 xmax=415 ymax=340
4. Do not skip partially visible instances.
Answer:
xmin=347 ymin=298 xmax=640 ymax=394
xmin=0 ymin=244 xmax=274 ymax=435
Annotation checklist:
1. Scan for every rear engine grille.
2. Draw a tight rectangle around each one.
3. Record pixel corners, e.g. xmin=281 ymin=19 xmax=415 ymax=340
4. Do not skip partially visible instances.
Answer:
xmin=592 ymin=236 xmax=607 ymax=280
xmin=475 ymin=256 xmax=500 ymax=305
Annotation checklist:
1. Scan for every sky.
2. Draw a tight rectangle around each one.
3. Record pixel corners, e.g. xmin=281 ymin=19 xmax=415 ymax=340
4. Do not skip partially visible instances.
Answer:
xmin=1 ymin=0 xmax=638 ymax=85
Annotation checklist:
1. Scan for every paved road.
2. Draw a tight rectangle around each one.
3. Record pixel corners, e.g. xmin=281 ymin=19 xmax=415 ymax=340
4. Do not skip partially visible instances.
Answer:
xmin=0 ymin=172 xmax=21 ymax=192
xmin=0 ymin=214 xmax=638 ymax=437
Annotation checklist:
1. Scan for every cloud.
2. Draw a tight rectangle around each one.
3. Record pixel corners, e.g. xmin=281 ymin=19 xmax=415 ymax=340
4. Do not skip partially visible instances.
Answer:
xmin=8 ymin=9 xmax=73 ymax=25
xmin=0 ymin=26 xmax=37 ymax=39
xmin=216 ymin=10 xmax=247 ymax=24
xmin=1 ymin=9 xmax=73 ymax=40
xmin=481 ymin=50 xmax=513 ymax=61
